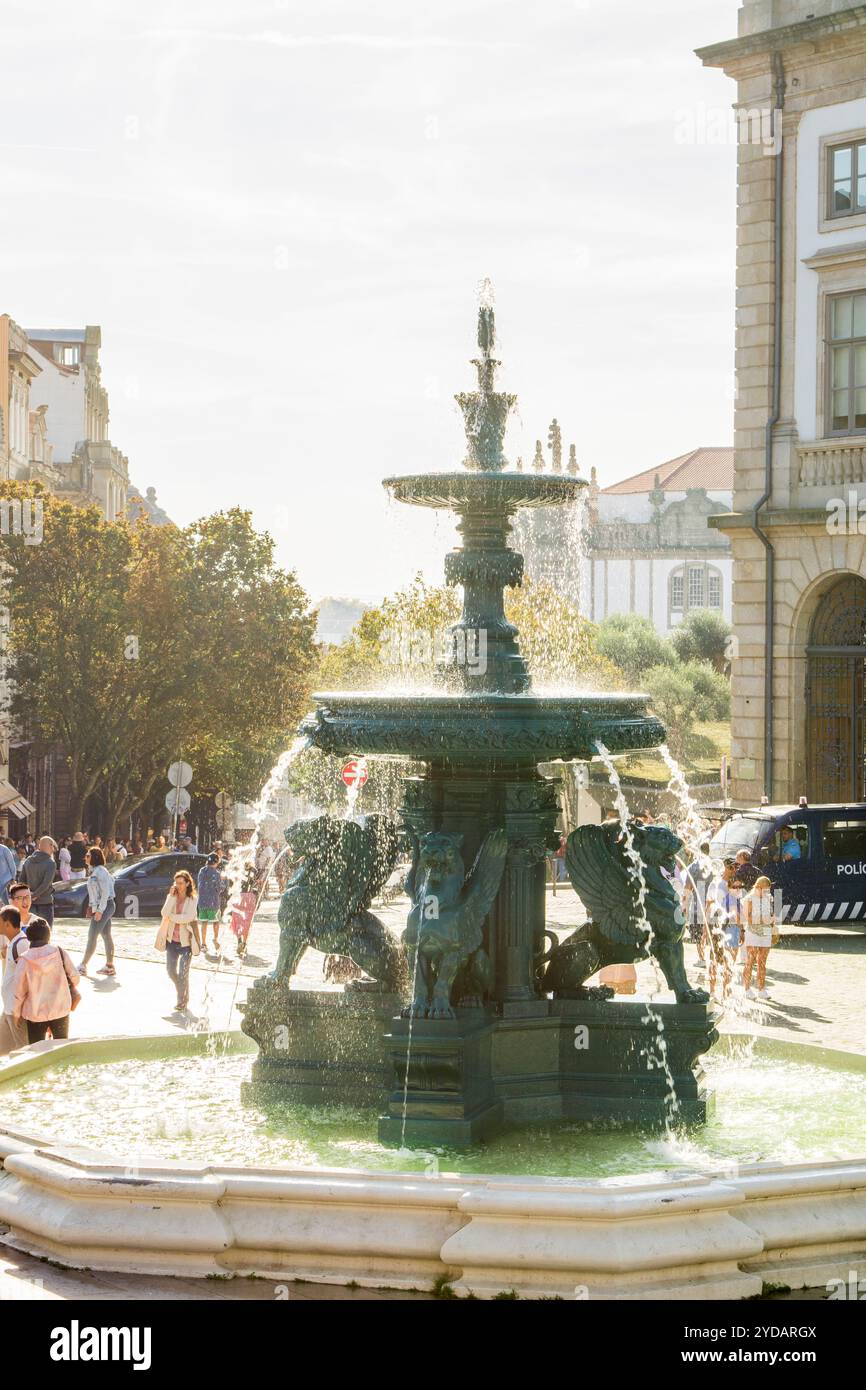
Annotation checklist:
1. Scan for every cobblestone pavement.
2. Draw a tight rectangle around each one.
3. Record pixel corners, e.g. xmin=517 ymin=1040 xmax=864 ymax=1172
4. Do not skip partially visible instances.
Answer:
xmin=49 ymin=884 xmax=866 ymax=1055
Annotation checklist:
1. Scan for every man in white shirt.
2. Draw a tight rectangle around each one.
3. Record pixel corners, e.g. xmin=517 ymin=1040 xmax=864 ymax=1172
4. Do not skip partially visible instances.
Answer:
xmin=0 ymin=903 xmax=30 ymax=1053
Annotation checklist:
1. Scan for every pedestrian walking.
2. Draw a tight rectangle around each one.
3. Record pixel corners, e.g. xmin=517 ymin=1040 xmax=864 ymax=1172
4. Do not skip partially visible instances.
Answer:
xmin=0 ymin=838 xmax=18 ymax=904
xmin=229 ymin=867 xmax=257 ymax=959
xmin=12 ymin=918 xmax=80 ymax=1043
xmin=57 ymin=837 xmax=72 ymax=882
xmin=741 ymin=875 xmax=777 ymax=1000
xmin=733 ymin=849 xmax=759 ymax=892
xmin=21 ymin=836 xmax=58 ymax=926
xmin=0 ymin=906 xmax=30 ymax=1053
xmin=255 ymin=841 xmax=276 ymax=898
xmin=681 ymin=845 xmax=713 ymax=975
xmin=78 ymin=847 xmax=117 ymax=978
xmin=68 ymin=832 xmax=88 ymax=881
xmin=197 ymin=853 xmax=224 ymax=954
xmin=155 ymin=871 xmax=201 ymax=1015
xmin=704 ymin=859 xmax=739 ymax=999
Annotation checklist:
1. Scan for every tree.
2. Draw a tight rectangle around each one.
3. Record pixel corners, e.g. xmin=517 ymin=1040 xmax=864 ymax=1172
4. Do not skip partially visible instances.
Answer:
xmin=595 ymin=613 xmax=675 ymax=686
xmin=2 ymin=486 xmax=316 ymax=835
xmin=182 ymin=509 xmax=317 ymax=804
xmin=642 ymin=661 xmax=730 ymax=760
xmin=3 ymin=488 xmax=139 ymax=829
xmin=669 ymin=608 xmax=732 ymax=672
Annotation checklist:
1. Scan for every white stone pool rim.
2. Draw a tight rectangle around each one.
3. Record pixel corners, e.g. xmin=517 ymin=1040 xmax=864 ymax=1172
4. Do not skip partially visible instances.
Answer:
xmin=0 ymin=1030 xmax=863 ymax=1300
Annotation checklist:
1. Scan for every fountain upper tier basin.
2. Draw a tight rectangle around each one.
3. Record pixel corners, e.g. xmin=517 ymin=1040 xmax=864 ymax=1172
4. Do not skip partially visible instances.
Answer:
xmin=302 ymin=691 xmax=665 ymax=766
xmin=383 ymin=470 xmax=584 ymax=513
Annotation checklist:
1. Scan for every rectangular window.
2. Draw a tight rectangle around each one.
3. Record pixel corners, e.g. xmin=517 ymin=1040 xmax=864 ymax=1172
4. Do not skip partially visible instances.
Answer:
xmin=828 ymin=140 xmax=866 ymax=219
xmin=54 ymin=344 xmax=80 ymax=367
xmin=688 ymin=566 xmax=704 ymax=608
xmin=762 ymin=823 xmax=810 ymax=864
xmin=707 ymin=572 xmax=722 ymax=609
xmin=823 ymin=820 xmax=866 ymax=860
xmin=670 ymin=574 xmax=684 ymax=611
xmin=828 ymin=292 xmax=866 ymax=435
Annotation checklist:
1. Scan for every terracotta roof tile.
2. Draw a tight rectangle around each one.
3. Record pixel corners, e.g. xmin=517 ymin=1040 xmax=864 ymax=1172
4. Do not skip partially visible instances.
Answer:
xmin=602 ymin=447 xmax=734 ymax=495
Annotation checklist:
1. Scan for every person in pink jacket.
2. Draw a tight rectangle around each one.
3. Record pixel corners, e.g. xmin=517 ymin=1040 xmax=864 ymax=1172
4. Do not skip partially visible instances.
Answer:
xmin=12 ymin=919 xmax=80 ymax=1043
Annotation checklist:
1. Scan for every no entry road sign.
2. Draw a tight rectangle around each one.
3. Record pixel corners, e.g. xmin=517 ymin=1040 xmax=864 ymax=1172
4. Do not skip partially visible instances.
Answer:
xmin=341 ymin=759 xmax=368 ymax=789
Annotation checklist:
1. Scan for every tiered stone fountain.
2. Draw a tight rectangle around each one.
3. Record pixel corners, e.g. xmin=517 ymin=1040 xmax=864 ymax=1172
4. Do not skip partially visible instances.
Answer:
xmin=241 ymin=292 xmax=718 ymax=1146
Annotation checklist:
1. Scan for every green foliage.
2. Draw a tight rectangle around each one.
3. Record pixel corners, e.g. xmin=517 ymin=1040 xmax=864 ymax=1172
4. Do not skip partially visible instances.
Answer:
xmin=679 ymin=660 xmax=731 ymax=721
xmin=288 ymin=747 xmax=415 ymax=819
xmin=643 ymin=660 xmax=730 ymax=760
xmin=318 ymin=574 xmax=620 ymax=693
xmin=669 ymin=608 xmax=732 ymax=671
xmin=431 ymin=1274 xmax=458 ymax=1299
xmin=505 ymin=583 xmax=622 ymax=690
xmin=2 ymin=486 xmax=316 ymax=832
xmin=595 ymin=614 xmax=675 ymax=685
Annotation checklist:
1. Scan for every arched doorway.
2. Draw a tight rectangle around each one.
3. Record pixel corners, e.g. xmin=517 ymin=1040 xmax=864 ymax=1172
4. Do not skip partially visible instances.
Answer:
xmin=806 ymin=575 xmax=866 ymax=802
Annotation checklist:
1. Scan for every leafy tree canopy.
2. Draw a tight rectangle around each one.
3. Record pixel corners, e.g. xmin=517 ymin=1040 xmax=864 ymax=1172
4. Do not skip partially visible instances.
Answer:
xmin=1 ymin=485 xmax=316 ymax=832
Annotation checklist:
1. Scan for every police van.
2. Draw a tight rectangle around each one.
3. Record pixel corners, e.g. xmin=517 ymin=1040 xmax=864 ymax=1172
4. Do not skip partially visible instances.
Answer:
xmin=708 ymin=802 xmax=866 ymax=926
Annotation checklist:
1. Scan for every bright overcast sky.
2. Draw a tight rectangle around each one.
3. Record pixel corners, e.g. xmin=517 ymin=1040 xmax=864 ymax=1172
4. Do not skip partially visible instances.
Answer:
xmin=3 ymin=0 xmax=738 ymax=603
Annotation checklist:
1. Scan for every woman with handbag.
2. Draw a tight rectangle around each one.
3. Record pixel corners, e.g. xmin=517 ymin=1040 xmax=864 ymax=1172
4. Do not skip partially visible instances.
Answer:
xmin=740 ymin=874 xmax=776 ymax=1001
xmin=155 ymin=870 xmax=201 ymax=1015
xmin=79 ymin=847 xmax=117 ymax=977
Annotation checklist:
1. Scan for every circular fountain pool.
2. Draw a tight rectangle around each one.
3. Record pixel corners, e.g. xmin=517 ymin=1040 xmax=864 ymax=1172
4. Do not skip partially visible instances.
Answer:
xmin=1 ymin=1036 xmax=863 ymax=1181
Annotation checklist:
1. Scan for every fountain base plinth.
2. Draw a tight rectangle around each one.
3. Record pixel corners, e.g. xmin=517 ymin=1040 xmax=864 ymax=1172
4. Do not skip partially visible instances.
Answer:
xmin=240 ymin=982 xmax=402 ymax=1107
xmin=378 ymin=1013 xmax=503 ymax=1148
xmin=381 ymin=1001 xmax=719 ymax=1146
xmin=242 ymin=981 xmax=718 ymax=1146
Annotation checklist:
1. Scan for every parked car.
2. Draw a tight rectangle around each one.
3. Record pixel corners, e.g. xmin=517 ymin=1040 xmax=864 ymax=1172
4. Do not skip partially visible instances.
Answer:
xmin=708 ymin=802 xmax=866 ymax=926
xmin=52 ymin=852 xmax=209 ymax=920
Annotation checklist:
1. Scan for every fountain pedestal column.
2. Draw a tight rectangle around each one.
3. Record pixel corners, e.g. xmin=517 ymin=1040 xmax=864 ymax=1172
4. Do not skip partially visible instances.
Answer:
xmin=402 ymin=765 xmax=558 ymax=1011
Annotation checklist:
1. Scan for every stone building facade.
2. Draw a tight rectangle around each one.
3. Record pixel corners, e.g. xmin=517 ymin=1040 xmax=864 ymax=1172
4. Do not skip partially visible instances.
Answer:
xmin=583 ymin=448 xmax=734 ymax=635
xmin=699 ymin=0 xmax=866 ymax=804
xmin=1 ymin=318 xmax=169 ymax=838
xmin=26 ymin=327 xmax=129 ymax=520
xmin=515 ymin=428 xmax=734 ymax=637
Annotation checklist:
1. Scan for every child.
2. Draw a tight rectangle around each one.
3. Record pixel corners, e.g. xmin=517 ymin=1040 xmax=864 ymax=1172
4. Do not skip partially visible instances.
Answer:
xmin=12 ymin=919 xmax=80 ymax=1043
xmin=197 ymin=853 xmax=224 ymax=954
xmin=741 ymin=875 xmax=775 ymax=1000
xmin=229 ymin=867 xmax=257 ymax=960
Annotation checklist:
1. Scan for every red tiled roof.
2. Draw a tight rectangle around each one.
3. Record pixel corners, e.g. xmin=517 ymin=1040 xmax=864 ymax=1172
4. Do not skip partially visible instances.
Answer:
xmin=602 ymin=447 xmax=734 ymax=495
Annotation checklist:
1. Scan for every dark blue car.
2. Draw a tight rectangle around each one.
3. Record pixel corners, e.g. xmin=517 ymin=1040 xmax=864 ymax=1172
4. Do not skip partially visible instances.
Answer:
xmin=709 ymin=802 xmax=866 ymax=926
xmin=52 ymin=852 xmax=209 ymax=920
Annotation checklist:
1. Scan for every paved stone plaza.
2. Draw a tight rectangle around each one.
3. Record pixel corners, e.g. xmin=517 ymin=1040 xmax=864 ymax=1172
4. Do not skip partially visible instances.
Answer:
xmin=46 ymin=885 xmax=866 ymax=1057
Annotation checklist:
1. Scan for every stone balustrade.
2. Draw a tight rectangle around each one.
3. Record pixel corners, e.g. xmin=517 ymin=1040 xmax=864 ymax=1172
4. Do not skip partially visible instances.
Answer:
xmin=798 ymin=440 xmax=866 ymax=488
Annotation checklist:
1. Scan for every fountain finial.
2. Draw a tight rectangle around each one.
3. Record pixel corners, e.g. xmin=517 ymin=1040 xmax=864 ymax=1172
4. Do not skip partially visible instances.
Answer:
xmin=455 ymin=281 xmax=516 ymax=472
xmin=477 ymin=277 xmax=496 ymax=358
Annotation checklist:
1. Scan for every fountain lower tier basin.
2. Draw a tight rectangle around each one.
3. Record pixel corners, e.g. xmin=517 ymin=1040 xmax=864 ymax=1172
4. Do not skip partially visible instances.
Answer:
xmin=303 ymin=692 xmax=665 ymax=765
xmin=0 ymin=1030 xmax=866 ymax=1298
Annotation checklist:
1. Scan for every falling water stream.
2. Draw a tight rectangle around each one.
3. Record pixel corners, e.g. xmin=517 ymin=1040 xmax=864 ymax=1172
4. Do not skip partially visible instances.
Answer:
xmin=193 ymin=736 xmax=312 ymax=1037
xmin=594 ymin=741 xmax=680 ymax=1130
xmin=399 ymin=870 xmax=429 ymax=1148
xmin=659 ymin=743 xmax=761 ymax=1034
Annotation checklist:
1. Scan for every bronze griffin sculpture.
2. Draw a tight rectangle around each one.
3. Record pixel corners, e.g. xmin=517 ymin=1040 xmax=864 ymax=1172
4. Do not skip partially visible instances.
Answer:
xmin=540 ymin=820 xmax=709 ymax=1005
xmin=263 ymin=815 xmax=408 ymax=993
